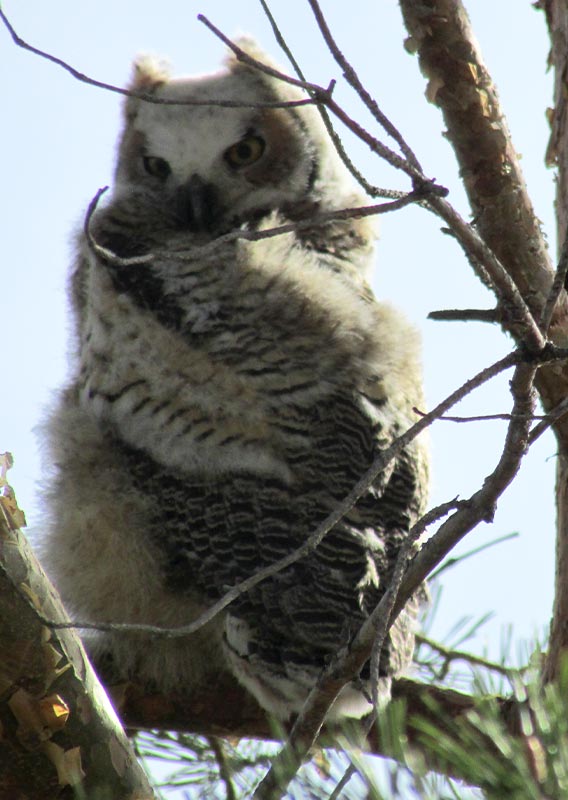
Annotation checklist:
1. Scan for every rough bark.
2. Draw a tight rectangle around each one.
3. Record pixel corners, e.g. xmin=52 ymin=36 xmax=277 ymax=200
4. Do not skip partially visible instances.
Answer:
xmin=398 ymin=0 xmax=568 ymax=683
xmin=540 ymin=0 xmax=568 ymax=684
xmin=0 ymin=503 xmax=156 ymax=800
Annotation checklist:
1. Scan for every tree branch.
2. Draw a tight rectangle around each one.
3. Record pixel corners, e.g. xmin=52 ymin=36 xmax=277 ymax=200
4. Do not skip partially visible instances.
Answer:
xmin=111 ymin=671 xmax=523 ymax=787
xmin=0 ymin=9 xmax=316 ymax=110
xmin=0 ymin=494 xmax=155 ymax=799
xmin=257 ymin=0 xmax=403 ymax=198
xmin=540 ymin=1 xmax=568 ymax=684
xmin=398 ymin=0 xmax=568 ymax=685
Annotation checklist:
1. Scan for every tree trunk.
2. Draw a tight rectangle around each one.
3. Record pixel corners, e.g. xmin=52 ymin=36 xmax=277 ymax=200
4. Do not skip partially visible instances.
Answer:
xmin=398 ymin=0 xmax=568 ymax=684
xmin=0 ymin=498 xmax=155 ymax=800
xmin=539 ymin=0 xmax=568 ymax=684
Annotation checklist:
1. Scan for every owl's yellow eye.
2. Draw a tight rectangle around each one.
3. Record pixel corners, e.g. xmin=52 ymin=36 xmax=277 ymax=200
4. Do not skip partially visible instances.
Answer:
xmin=143 ymin=156 xmax=171 ymax=180
xmin=224 ymin=135 xmax=265 ymax=169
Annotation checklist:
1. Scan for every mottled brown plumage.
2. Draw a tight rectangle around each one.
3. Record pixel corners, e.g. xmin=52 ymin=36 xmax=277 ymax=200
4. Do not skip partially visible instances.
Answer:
xmin=42 ymin=42 xmax=429 ymax=720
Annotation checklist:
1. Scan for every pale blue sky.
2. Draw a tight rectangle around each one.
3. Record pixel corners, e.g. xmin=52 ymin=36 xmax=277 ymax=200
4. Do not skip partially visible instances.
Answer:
xmin=1 ymin=0 xmax=556 ymax=726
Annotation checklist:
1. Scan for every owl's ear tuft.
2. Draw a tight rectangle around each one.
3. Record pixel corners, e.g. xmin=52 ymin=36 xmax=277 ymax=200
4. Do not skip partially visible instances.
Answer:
xmin=224 ymin=36 xmax=304 ymax=106
xmin=225 ymin=36 xmax=269 ymax=70
xmin=129 ymin=55 xmax=171 ymax=91
xmin=123 ymin=55 xmax=171 ymax=122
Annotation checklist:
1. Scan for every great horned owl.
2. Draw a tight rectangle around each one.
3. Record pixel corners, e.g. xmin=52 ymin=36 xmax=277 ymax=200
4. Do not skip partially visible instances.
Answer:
xmin=42 ymin=41 xmax=428 ymax=721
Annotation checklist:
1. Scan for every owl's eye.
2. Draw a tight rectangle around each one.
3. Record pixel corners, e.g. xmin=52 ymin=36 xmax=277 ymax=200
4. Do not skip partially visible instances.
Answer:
xmin=224 ymin=135 xmax=265 ymax=169
xmin=142 ymin=156 xmax=171 ymax=180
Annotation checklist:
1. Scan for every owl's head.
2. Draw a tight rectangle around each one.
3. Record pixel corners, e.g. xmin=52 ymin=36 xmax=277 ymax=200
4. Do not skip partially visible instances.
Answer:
xmin=111 ymin=40 xmax=360 ymax=236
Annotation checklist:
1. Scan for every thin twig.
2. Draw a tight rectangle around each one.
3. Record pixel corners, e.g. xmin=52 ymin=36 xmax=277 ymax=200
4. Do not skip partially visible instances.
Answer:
xmin=397 ymin=363 xmax=538 ymax=613
xmin=257 ymin=0 xmax=403 ymax=198
xmin=252 ymin=500 xmax=459 ymax=800
xmin=369 ymin=500 xmax=461 ymax=711
xmin=83 ymin=186 xmax=433 ymax=269
xmin=83 ymin=188 xmax=155 ymax=268
xmin=198 ymin=14 xmax=329 ymax=94
xmin=257 ymin=0 xmax=306 ymax=79
xmin=327 ymin=762 xmax=358 ymax=800
xmin=413 ymin=408 xmax=548 ymax=424
xmin=253 ymin=363 xmax=538 ymax=800
xmin=528 ymin=395 xmax=568 ymax=445
xmin=305 ymin=0 xmax=423 ymax=173
xmin=0 ymin=9 xmax=316 ymax=110
xmin=328 ymin=714 xmax=376 ymax=800
xmin=198 ymin=15 xmax=441 ymax=186
xmin=428 ymin=197 xmax=545 ymax=353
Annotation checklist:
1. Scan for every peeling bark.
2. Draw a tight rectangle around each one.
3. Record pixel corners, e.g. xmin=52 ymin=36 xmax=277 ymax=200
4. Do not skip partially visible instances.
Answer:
xmin=398 ymin=0 xmax=568 ymax=684
xmin=540 ymin=0 xmax=568 ymax=687
xmin=0 ymin=506 xmax=155 ymax=800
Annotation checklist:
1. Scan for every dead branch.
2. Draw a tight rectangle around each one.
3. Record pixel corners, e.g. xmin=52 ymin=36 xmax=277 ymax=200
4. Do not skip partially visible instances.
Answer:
xmin=415 ymin=633 xmax=525 ymax=680
xmin=111 ymin=671 xmax=522 ymax=772
xmin=428 ymin=308 xmax=502 ymax=323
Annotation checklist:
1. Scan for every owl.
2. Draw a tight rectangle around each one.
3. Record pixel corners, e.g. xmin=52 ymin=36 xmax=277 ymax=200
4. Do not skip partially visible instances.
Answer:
xmin=42 ymin=41 xmax=429 ymax=722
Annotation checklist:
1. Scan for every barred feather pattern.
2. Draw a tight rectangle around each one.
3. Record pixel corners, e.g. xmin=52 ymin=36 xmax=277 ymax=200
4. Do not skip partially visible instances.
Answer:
xmin=42 ymin=46 xmax=428 ymax=721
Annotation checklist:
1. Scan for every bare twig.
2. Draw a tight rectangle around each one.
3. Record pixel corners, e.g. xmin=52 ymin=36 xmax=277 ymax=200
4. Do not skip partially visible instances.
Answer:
xmin=252 ymin=502 xmax=460 ymax=800
xmin=327 ymin=762 xmax=358 ymax=800
xmin=252 ymin=363 xmax=537 ymax=799
xmin=528 ymin=395 xmax=568 ymax=445
xmin=176 ymin=194 xmax=433 ymax=254
xmin=83 ymin=184 xmax=436 ymax=269
xmin=368 ymin=500 xmax=461 ymax=710
xmin=305 ymin=0 xmax=423 ymax=173
xmin=427 ymin=197 xmax=545 ymax=353
xmin=413 ymin=408 xmax=548 ymax=425
xmin=397 ymin=363 xmax=538 ymax=611
xmin=0 ymin=9 xmax=316 ymax=110
xmin=257 ymin=0 xmax=400 ymax=198
xmin=83 ymin=187 xmax=154 ymax=268
xmin=198 ymin=15 xmax=443 ymax=186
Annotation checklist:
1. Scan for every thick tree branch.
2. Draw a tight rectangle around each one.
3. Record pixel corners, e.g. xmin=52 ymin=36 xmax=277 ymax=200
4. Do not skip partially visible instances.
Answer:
xmin=398 ymin=0 xmax=568 ymax=411
xmin=112 ymin=672 xmax=522 ymax=786
xmin=0 ymin=498 xmax=155 ymax=799
xmin=540 ymin=0 xmax=568 ymax=686
xmin=398 ymin=0 xmax=568 ymax=685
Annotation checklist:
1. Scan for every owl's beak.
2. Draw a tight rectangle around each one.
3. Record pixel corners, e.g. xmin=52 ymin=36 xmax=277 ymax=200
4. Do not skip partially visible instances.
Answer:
xmin=175 ymin=173 xmax=219 ymax=232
